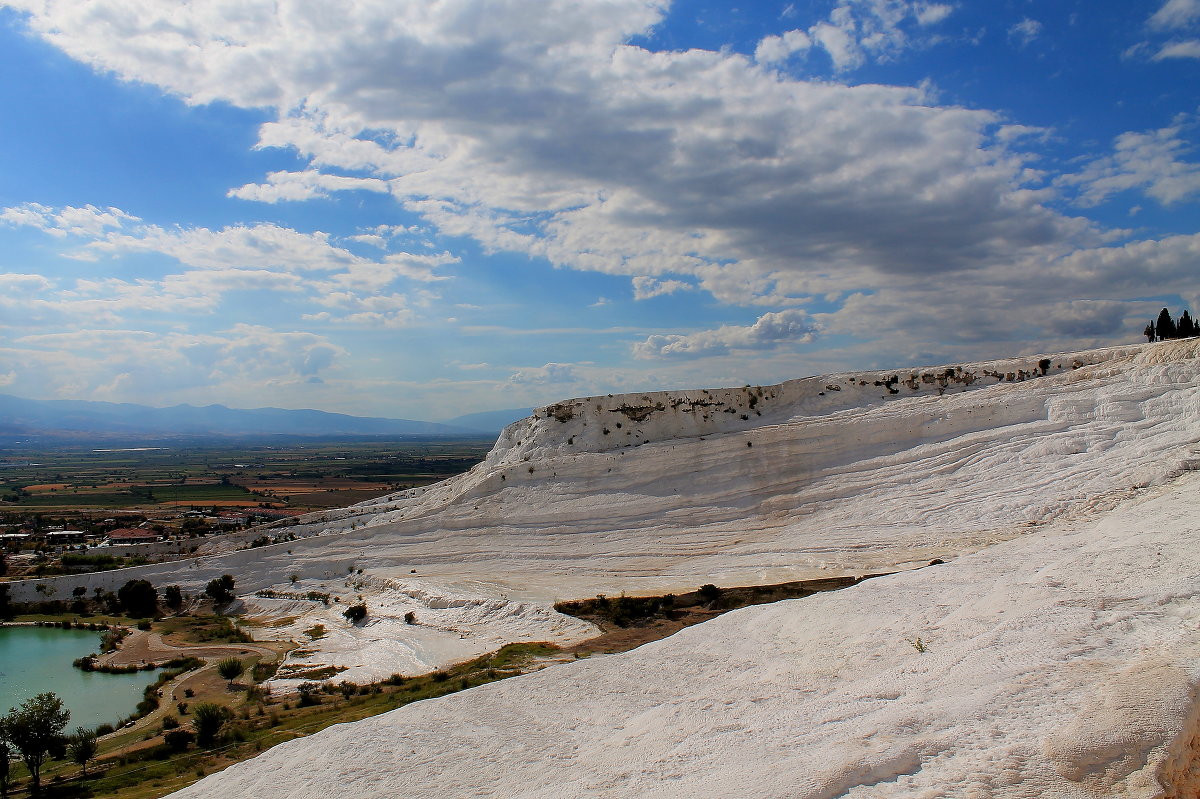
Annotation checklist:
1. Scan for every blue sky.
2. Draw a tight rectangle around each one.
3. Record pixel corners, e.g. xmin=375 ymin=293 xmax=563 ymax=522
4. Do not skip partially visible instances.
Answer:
xmin=1 ymin=0 xmax=1198 ymax=421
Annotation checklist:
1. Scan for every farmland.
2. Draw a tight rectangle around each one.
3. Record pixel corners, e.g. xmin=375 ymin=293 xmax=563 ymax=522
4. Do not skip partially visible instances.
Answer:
xmin=0 ymin=437 xmax=492 ymax=526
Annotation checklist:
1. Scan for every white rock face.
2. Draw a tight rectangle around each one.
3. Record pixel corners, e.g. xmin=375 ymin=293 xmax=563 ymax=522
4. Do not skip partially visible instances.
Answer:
xmin=168 ymin=469 xmax=1200 ymax=798
xmin=12 ymin=340 xmax=1200 ymax=688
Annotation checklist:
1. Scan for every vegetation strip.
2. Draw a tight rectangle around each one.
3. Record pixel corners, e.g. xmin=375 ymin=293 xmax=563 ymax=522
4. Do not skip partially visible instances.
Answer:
xmin=0 ymin=570 xmax=908 ymax=799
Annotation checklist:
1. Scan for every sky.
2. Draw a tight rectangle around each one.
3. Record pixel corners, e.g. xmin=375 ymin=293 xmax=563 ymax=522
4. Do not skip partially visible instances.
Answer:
xmin=0 ymin=0 xmax=1198 ymax=421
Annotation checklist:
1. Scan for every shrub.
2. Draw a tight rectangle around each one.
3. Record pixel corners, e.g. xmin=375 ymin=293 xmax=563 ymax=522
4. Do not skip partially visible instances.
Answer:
xmin=403 ymin=611 xmax=416 ymax=625
xmin=343 ymin=603 xmax=367 ymax=623
xmin=190 ymin=702 xmax=231 ymax=747
xmin=296 ymin=683 xmax=321 ymax=707
xmin=163 ymin=729 xmax=193 ymax=752
xmin=698 ymin=584 xmax=722 ymax=602
xmin=216 ymin=656 xmax=245 ymax=686
xmin=160 ymin=715 xmax=179 ymax=730
xmin=204 ymin=574 xmax=236 ymax=604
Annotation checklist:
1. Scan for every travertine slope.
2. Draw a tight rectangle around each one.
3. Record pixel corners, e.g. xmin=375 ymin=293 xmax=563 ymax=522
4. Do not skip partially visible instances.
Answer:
xmin=11 ymin=341 xmax=1200 ymax=684
xmin=170 ymin=465 xmax=1200 ymax=799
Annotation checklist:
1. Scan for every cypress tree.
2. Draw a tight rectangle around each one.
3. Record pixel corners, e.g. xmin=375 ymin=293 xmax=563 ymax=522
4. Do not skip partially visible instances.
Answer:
xmin=1179 ymin=310 xmax=1194 ymax=338
xmin=1157 ymin=308 xmax=1177 ymax=340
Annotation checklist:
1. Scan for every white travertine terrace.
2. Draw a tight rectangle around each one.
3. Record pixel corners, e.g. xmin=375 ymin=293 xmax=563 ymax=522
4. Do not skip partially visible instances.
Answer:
xmin=14 ymin=339 xmax=1200 ymax=795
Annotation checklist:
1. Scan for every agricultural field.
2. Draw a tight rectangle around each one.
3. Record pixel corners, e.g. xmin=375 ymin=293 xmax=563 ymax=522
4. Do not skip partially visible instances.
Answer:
xmin=0 ymin=437 xmax=492 ymax=526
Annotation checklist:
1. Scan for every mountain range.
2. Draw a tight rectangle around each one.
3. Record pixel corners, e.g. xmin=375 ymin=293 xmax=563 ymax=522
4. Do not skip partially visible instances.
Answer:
xmin=0 ymin=393 xmax=534 ymax=439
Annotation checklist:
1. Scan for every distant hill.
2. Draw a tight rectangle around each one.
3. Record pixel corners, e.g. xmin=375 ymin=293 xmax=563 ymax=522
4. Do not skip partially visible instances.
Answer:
xmin=0 ymin=394 xmax=483 ymax=439
xmin=442 ymin=407 xmax=535 ymax=433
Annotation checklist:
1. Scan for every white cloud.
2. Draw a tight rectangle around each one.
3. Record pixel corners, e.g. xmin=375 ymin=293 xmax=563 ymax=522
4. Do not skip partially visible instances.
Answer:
xmin=631 ymin=276 xmax=693 ymax=300
xmin=508 ymin=363 xmax=580 ymax=384
xmin=915 ymin=3 xmax=953 ymax=26
xmin=1 ymin=202 xmax=137 ymax=237
xmin=0 ymin=202 xmax=451 ymax=331
xmin=1154 ymin=39 xmax=1200 ymax=59
xmin=227 ymin=169 xmax=389 ymax=203
xmin=754 ymin=29 xmax=811 ymax=64
xmin=7 ymin=325 xmax=345 ymax=401
xmin=1044 ymin=300 xmax=1128 ymax=336
xmin=1059 ymin=123 xmax=1200 ymax=206
xmin=633 ymin=309 xmax=818 ymax=359
xmin=2 ymin=0 xmax=1079 ymax=315
xmin=1149 ymin=0 xmax=1200 ymax=30
xmin=1009 ymin=18 xmax=1042 ymax=46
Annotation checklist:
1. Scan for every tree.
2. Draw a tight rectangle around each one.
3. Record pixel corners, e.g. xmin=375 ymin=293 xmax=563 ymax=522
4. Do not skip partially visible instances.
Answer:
xmin=1144 ymin=321 xmax=1156 ymax=342
xmin=1180 ymin=310 xmax=1195 ymax=338
xmin=117 ymin=579 xmax=158 ymax=618
xmin=1157 ymin=308 xmax=1177 ymax=340
xmin=2 ymin=692 xmax=70 ymax=794
xmin=205 ymin=574 xmax=236 ymax=605
xmin=216 ymin=657 xmax=245 ymax=687
xmin=163 ymin=585 xmax=183 ymax=610
xmin=66 ymin=727 xmax=97 ymax=778
xmin=189 ymin=703 xmax=230 ymax=747
xmin=0 ymin=585 xmax=12 ymax=622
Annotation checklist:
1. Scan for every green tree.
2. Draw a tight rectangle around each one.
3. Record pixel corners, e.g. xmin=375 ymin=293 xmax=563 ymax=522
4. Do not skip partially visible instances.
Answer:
xmin=0 ymin=584 xmax=12 ymax=622
xmin=163 ymin=585 xmax=183 ymax=610
xmin=1179 ymin=310 xmax=1195 ymax=338
xmin=1157 ymin=307 xmax=1177 ymax=340
xmin=204 ymin=574 xmax=236 ymax=605
xmin=216 ymin=657 xmax=245 ymax=687
xmin=2 ymin=692 xmax=70 ymax=794
xmin=66 ymin=727 xmax=97 ymax=778
xmin=117 ymin=579 xmax=158 ymax=618
xmin=190 ymin=702 xmax=230 ymax=747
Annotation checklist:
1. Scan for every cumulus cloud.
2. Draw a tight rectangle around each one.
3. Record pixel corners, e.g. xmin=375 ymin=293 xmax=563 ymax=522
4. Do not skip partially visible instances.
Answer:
xmin=1 ymin=202 xmax=137 ymax=237
xmin=631 ymin=276 xmax=693 ymax=300
xmin=754 ymin=29 xmax=811 ymax=64
xmin=1059 ymin=122 xmax=1200 ymax=206
xmin=2 ymin=0 xmax=1080 ymax=314
xmin=509 ymin=362 xmax=580 ymax=384
xmin=801 ymin=0 xmax=958 ymax=70
xmin=1044 ymin=300 xmax=1129 ymax=336
xmin=227 ymin=169 xmax=390 ymax=203
xmin=633 ymin=309 xmax=818 ymax=359
xmin=0 ymin=202 xmax=451 ymax=330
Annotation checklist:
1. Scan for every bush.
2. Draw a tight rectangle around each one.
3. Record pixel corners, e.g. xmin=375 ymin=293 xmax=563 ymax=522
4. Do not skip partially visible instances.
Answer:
xmin=296 ymin=683 xmax=321 ymax=707
xmin=160 ymin=715 xmax=179 ymax=730
xmin=343 ymin=603 xmax=367 ymax=623
xmin=216 ymin=656 xmax=245 ymax=686
xmin=698 ymin=584 xmax=722 ymax=602
xmin=190 ymin=702 xmax=231 ymax=747
xmin=205 ymin=574 xmax=236 ymax=604
xmin=163 ymin=728 xmax=193 ymax=752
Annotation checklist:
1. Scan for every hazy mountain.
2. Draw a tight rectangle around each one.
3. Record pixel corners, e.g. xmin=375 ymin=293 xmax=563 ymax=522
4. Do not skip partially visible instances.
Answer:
xmin=0 ymin=394 xmax=483 ymax=438
xmin=441 ymin=407 xmax=535 ymax=433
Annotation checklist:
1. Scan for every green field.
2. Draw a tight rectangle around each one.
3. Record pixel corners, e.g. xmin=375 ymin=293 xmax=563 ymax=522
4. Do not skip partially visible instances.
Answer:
xmin=0 ymin=438 xmax=493 ymax=518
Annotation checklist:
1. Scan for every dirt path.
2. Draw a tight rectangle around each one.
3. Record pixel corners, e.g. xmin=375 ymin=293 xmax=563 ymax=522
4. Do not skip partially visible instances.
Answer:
xmin=100 ymin=630 xmax=278 ymax=667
